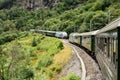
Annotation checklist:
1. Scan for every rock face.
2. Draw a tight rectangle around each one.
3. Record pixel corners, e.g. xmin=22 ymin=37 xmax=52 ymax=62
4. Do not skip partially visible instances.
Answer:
xmin=15 ymin=0 xmax=60 ymax=10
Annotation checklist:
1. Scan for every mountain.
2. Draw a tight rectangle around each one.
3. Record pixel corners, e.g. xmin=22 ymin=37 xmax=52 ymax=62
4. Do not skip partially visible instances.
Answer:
xmin=14 ymin=0 xmax=60 ymax=10
xmin=0 ymin=0 xmax=84 ymax=10
xmin=0 ymin=0 xmax=120 ymax=34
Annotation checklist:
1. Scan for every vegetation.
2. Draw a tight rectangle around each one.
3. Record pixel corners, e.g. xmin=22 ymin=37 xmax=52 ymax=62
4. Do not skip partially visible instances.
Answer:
xmin=0 ymin=0 xmax=119 ymax=35
xmin=59 ymin=73 xmax=80 ymax=80
xmin=0 ymin=32 xmax=72 ymax=80
xmin=0 ymin=0 xmax=14 ymax=9
xmin=0 ymin=31 xmax=29 ymax=45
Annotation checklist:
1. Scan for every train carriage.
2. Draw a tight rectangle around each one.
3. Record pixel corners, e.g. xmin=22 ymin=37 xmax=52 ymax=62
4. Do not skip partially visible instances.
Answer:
xmin=95 ymin=17 xmax=120 ymax=80
xmin=55 ymin=32 xmax=68 ymax=39
xmin=69 ymin=30 xmax=99 ymax=56
xmin=45 ymin=31 xmax=56 ymax=37
xmin=78 ymin=30 xmax=99 ymax=55
xmin=31 ymin=29 xmax=68 ymax=38
xmin=69 ymin=17 xmax=120 ymax=80
xmin=69 ymin=33 xmax=80 ymax=44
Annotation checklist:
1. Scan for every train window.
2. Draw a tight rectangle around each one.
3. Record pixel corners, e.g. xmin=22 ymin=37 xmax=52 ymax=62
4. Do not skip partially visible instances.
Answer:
xmin=103 ymin=38 xmax=107 ymax=55
xmin=107 ymin=38 xmax=110 ymax=58
xmin=83 ymin=37 xmax=85 ymax=39
xmin=98 ymin=37 xmax=101 ymax=53
xmin=116 ymin=38 xmax=118 ymax=69
xmin=113 ymin=52 xmax=116 ymax=64
xmin=96 ymin=37 xmax=98 ymax=44
xmin=111 ymin=38 xmax=114 ymax=62
xmin=105 ymin=38 xmax=107 ymax=43
xmin=101 ymin=37 xmax=107 ymax=57
xmin=99 ymin=38 xmax=101 ymax=50
xmin=113 ymin=39 xmax=117 ymax=64
xmin=101 ymin=38 xmax=104 ymax=52
xmin=109 ymin=38 xmax=112 ymax=61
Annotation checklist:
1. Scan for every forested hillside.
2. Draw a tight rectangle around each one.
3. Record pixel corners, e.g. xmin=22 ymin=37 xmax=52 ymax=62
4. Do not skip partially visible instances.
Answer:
xmin=0 ymin=0 xmax=120 ymax=35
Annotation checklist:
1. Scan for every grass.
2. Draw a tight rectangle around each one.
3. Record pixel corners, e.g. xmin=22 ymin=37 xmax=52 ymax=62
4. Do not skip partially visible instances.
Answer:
xmin=47 ymin=45 xmax=72 ymax=79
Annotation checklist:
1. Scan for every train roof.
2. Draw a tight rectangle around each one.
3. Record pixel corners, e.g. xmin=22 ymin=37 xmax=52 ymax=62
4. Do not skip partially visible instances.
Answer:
xmin=56 ymin=31 xmax=67 ymax=34
xmin=97 ymin=17 xmax=120 ymax=34
xmin=69 ymin=33 xmax=80 ymax=36
xmin=37 ymin=30 xmax=56 ymax=33
xmin=30 ymin=29 xmax=35 ymax=32
xmin=37 ymin=30 xmax=46 ymax=32
xmin=78 ymin=30 xmax=99 ymax=36
xmin=56 ymin=31 xmax=68 ymax=35
xmin=45 ymin=30 xmax=56 ymax=33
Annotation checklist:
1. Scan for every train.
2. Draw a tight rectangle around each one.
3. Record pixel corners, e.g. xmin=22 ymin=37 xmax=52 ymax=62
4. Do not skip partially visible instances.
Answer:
xmin=69 ymin=17 xmax=120 ymax=80
xmin=30 ymin=29 xmax=68 ymax=38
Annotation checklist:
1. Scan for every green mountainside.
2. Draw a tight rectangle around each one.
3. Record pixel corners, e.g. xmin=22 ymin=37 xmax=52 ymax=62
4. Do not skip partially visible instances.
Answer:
xmin=0 ymin=0 xmax=85 ymax=10
xmin=0 ymin=0 xmax=120 ymax=34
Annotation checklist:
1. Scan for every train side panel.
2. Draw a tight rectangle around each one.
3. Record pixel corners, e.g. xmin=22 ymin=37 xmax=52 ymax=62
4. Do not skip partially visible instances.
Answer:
xmin=69 ymin=33 xmax=80 ymax=44
xmin=95 ymin=30 xmax=117 ymax=80
xmin=69 ymin=33 xmax=74 ymax=43
xmin=82 ymin=36 xmax=91 ymax=51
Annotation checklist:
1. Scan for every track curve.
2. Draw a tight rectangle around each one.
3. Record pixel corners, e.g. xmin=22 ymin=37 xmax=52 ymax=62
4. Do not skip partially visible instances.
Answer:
xmin=61 ymin=39 xmax=104 ymax=80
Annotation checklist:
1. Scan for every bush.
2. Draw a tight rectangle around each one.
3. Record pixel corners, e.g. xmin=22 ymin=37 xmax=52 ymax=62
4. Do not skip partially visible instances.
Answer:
xmin=30 ymin=51 xmax=36 ymax=57
xmin=32 ymin=37 xmax=37 ymax=47
xmin=59 ymin=73 xmax=80 ymax=80
xmin=56 ymin=41 xmax=63 ymax=50
xmin=36 ymin=54 xmax=53 ymax=69
xmin=0 ymin=32 xmax=17 ymax=45
xmin=0 ymin=32 xmax=30 ymax=45
xmin=51 ymin=66 xmax=62 ymax=73
xmin=18 ymin=67 xmax=34 ymax=79
xmin=48 ymin=70 xmax=54 ymax=78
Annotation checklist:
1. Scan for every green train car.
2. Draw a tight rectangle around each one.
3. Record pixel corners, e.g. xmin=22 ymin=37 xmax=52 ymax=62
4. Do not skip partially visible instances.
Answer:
xmin=69 ymin=17 xmax=120 ymax=80
xmin=95 ymin=18 xmax=120 ymax=80
xmin=31 ymin=29 xmax=68 ymax=38
xmin=69 ymin=30 xmax=98 ymax=55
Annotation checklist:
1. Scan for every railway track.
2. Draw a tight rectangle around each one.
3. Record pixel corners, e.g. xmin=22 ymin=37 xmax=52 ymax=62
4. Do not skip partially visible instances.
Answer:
xmin=62 ymin=39 xmax=104 ymax=80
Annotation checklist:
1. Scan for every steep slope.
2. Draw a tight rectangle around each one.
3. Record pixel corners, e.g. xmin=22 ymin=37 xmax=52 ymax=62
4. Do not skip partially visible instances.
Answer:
xmin=42 ymin=0 xmax=120 ymax=34
xmin=0 ymin=0 xmax=14 ymax=9
xmin=0 ymin=0 xmax=120 ymax=34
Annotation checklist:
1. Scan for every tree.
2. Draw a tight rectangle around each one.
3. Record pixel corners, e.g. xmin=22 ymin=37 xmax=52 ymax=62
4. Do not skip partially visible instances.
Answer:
xmin=32 ymin=37 xmax=37 ymax=47
xmin=17 ymin=67 xmax=34 ymax=79
xmin=0 ymin=46 xmax=6 ymax=80
xmin=3 ymin=20 xmax=16 ymax=32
